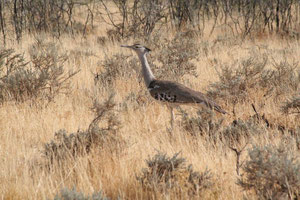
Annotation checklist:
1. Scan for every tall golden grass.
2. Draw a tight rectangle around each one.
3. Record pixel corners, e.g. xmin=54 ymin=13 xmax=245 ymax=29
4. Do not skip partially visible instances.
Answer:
xmin=0 ymin=6 xmax=300 ymax=200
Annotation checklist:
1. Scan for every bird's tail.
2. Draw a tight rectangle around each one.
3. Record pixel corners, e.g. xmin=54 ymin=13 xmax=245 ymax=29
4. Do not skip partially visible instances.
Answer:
xmin=214 ymin=105 xmax=227 ymax=114
xmin=206 ymin=100 xmax=227 ymax=114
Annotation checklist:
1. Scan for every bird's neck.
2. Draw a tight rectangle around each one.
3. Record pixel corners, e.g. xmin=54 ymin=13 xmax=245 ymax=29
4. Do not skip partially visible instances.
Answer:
xmin=138 ymin=53 xmax=155 ymax=87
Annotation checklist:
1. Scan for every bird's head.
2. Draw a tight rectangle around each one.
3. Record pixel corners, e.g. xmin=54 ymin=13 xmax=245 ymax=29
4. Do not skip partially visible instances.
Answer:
xmin=121 ymin=44 xmax=151 ymax=56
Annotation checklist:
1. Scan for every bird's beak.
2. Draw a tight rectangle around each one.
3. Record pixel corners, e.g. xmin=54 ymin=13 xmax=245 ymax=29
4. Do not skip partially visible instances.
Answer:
xmin=120 ymin=45 xmax=132 ymax=49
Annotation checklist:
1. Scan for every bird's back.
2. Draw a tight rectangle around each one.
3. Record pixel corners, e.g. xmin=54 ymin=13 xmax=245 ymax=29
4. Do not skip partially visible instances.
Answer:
xmin=148 ymin=79 xmax=226 ymax=114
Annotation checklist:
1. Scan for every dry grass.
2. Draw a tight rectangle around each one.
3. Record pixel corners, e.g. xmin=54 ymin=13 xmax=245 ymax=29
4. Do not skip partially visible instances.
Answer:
xmin=1 ymin=7 xmax=300 ymax=200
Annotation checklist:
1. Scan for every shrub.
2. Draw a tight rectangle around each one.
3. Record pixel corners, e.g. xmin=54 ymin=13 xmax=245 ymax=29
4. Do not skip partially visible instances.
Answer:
xmin=179 ymin=108 xmax=224 ymax=139
xmin=219 ymin=119 xmax=264 ymax=147
xmin=44 ymin=129 xmax=99 ymax=164
xmin=2 ymin=0 xmax=300 ymax=44
xmin=0 ymin=39 xmax=78 ymax=103
xmin=179 ymin=107 xmax=263 ymax=148
xmin=54 ymin=187 xmax=110 ymax=200
xmin=151 ymin=33 xmax=199 ymax=81
xmin=281 ymin=95 xmax=300 ymax=115
xmin=137 ymin=152 xmax=213 ymax=197
xmin=101 ymin=0 xmax=168 ymax=39
xmin=208 ymin=55 xmax=300 ymax=104
xmin=98 ymin=0 xmax=300 ymax=39
xmin=0 ymin=48 xmax=29 ymax=102
xmin=28 ymin=37 xmax=79 ymax=101
xmin=238 ymin=144 xmax=300 ymax=199
xmin=263 ymin=60 xmax=300 ymax=99
xmin=208 ymin=56 xmax=268 ymax=104
xmin=0 ymin=0 xmax=94 ymax=42
xmin=94 ymin=54 xmax=139 ymax=87
xmin=44 ymin=94 xmax=121 ymax=165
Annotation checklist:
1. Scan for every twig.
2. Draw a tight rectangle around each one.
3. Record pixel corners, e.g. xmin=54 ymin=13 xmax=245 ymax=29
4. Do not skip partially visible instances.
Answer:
xmin=229 ymin=142 xmax=248 ymax=176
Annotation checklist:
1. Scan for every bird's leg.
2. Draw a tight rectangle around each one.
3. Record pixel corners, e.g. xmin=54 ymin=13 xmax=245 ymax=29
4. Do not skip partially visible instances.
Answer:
xmin=170 ymin=106 xmax=174 ymax=128
xmin=166 ymin=105 xmax=175 ymax=133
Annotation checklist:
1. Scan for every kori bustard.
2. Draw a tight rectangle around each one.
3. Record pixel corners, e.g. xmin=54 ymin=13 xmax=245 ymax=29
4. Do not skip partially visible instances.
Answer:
xmin=121 ymin=44 xmax=226 ymax=127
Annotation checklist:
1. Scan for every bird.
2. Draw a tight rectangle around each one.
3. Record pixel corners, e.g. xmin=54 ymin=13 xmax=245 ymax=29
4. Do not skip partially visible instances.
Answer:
xmin=121 ymin=44 xmax=226 ymax=128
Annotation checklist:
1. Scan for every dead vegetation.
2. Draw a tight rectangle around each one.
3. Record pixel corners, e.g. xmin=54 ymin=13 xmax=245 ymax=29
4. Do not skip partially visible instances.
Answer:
xmin=281 ymin=95 xmax=300 ymax=115
xmin=0 ymin=1 xmax=300 ymax=200
xmin=43 ymin=94 xmax=122 ymax=166
xmin=0 ymin=38 xmax=79 ymax=104
xmin=207 ymin=54 xmax=300 ymax=104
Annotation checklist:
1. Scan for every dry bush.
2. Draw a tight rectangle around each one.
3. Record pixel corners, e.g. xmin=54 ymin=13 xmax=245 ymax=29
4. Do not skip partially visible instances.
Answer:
xmin=208 ymin=56 xmax=269 ymax=104
xmin=208 ymin=55 xmax=300 ymax=104
xmin=29 ymin=37 xmax=80 ymax=101
xmin=238 ymin=144 xmax=300 ymax=200
xmin=0 ymin=41 xmax=78 ymax=103
xmin=150 ymin=33 xmax=199 ymax=81
xmin=265 ymin=60 xmax=300 ymax=98
xmin=179 ymin=108 xmax=224 ymax=139
xmin=219 ymin=119 xmax=264 ymax=148
xmin=137 ymin=152 xmax=213 ymax=198
xmin=98 ymin=0 xmax=300 ymax=40
xmin=94 ymin=53 xmax=139 ymax=87
xmin=54 ymin=187 xmax=109 ymax=200
xmin=0 ymin=0 xmax=94 ymax=42
xmin=281 ymin=96 xmax=300 ymax=115
xmin=2 ymin=0 xmax=300 ymax=44
xmin=44 ymin=94 xmax=122 ymax=166
xmin=180 ymin=108 xmax=264 ymax=148
xmin=0 ymin=48 xmax=28 ymax=102
xmin=100 ymin=0 xmax=168 ymax=39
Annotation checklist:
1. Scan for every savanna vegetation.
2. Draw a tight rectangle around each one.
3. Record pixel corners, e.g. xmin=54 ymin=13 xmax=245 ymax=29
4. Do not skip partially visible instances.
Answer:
xmin=0 ymin=0 xmax=300 ymax=199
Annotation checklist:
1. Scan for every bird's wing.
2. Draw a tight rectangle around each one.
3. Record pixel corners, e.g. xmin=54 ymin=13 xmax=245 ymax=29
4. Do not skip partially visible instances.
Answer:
xmin=148 ymin=80 xmax=227 ymax=114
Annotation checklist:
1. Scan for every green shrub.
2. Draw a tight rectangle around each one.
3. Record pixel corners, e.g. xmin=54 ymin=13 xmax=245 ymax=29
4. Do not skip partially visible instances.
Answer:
xmin=266 ymin=60 xmax=300 ymax=98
